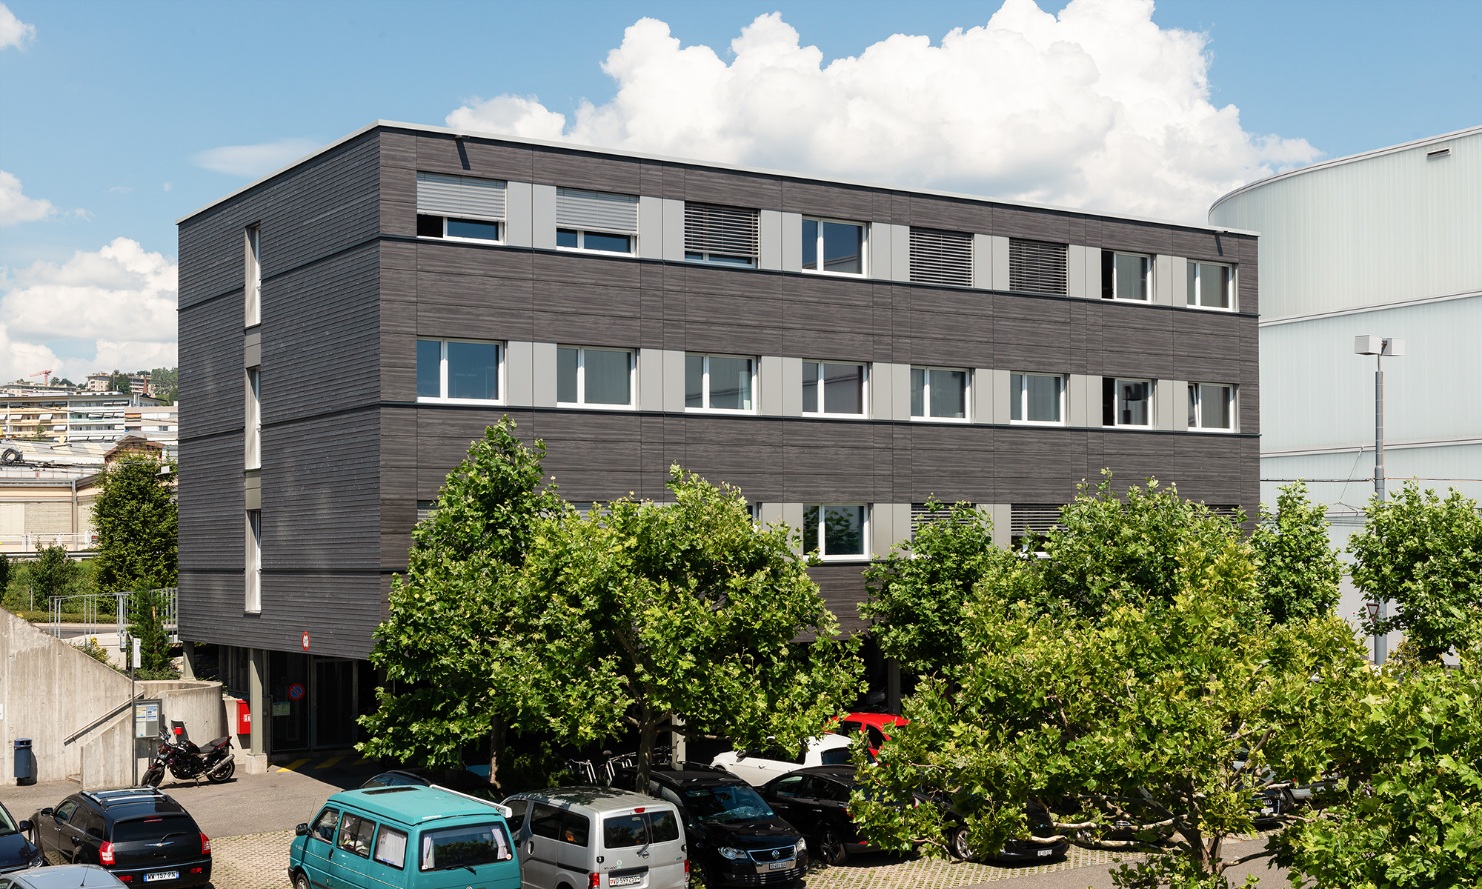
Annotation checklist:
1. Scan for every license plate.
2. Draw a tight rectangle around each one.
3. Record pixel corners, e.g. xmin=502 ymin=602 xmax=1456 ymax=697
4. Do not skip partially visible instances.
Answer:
xmin=610 ymin=876 xmax=642 ymax=887
xmin=1037 ymin=849 xmax=1055 ymax=857
xmin=767 ymin=860 xmax=793 ymax=870
xmin=144 ymin=872 xmax=179 ymax=882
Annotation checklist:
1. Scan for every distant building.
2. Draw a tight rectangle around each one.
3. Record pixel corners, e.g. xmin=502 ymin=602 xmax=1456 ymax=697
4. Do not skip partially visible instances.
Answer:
xmin=0 ymin=393 xmax=177 ymax=444
xmin=1210 ymin=125 xmax=1481 ymax=658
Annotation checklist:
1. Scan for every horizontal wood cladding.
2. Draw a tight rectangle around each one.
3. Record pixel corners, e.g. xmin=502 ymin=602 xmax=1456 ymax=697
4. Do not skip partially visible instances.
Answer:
xmin=178 ymin=131 xmax=381 ymax=310
xmin=178 ymin=296 xmax=246 ymax=440
xmin=810 ymin=564 xmax=872 ymax=634
xmin=178 ymin=433 xmax=244 ymax=572
xmin=178 ymin=570 xmax=388 ymax=660
xmin=262 ymin=243 xmax=383 ymax=425
xmin=265 ymin=409 xmax=383 ymax=569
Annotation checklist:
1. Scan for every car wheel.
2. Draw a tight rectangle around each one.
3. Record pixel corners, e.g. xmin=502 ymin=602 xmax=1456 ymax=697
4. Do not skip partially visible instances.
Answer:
xmin=949 ymin=825 xmax=980 ymax=862
xmin=293 ymin=870 xmax=311 ymax=889
xmin=817 ymin=826 xmax=848 ymax=866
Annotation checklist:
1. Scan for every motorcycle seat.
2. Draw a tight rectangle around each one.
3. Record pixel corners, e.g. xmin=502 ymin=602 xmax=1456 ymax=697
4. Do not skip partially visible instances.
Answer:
xmin=202 ymin=737 xmax=232 ymax=752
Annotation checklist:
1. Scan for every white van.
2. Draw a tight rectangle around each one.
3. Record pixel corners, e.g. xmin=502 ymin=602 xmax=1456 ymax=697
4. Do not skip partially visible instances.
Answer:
xmin=501 ymin=788 xmax=688 ymax=889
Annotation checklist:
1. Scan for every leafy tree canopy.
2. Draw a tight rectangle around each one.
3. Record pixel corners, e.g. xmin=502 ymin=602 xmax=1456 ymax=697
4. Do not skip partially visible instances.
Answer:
xmin=1251 ymin=482 xmax=1342 ymax=624
xmin=360 ymin=419 xmax=862 ymax=789
xmin=93 ymin=454 xmax=178 ymax=593
xmin=1349 ymin=482 xmax=1482 ymax=662
xmin=30 ymin=544 xmax=80 ymax=601
xmin=106 ymin=370 xmax=131 ymax=394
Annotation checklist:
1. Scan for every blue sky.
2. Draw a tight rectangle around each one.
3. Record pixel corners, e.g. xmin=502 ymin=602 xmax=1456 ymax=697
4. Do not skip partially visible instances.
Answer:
xmin=0 ymin=0 xmax=1478 ymax=383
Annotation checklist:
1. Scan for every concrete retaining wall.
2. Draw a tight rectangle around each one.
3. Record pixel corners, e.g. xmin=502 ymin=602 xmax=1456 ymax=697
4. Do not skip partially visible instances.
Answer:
xmin=2 ymin=608 xmax=225 ymax=788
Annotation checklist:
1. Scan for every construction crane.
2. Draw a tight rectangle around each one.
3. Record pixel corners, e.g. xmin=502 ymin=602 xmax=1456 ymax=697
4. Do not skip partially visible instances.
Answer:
xmin=29 ymin=369 xmax=53 ymax=385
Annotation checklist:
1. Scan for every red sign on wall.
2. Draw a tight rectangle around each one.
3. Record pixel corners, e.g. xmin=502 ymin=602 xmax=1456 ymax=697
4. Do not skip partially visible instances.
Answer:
xmin=301 ymin=631 xmax=311 ymax=652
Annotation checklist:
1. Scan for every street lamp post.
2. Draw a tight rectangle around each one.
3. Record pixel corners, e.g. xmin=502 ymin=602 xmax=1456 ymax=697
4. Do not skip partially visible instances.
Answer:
xmin=1354 ymin=335 xmax=1404 ymax=665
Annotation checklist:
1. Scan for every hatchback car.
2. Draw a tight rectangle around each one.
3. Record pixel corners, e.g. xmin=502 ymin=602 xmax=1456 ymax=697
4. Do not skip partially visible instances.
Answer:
xmin=758 ymin=765 xmax=867 ymax=866
xmin=831 ymin=712 xmax=908 ymax=758
xmin=711 ymin=734 xmax=855 ymax=787
xmin=28 ymin=788 xmax=211 ymax=887
xmin=0 ymin=865 xmax=127 ymax=889
xmin=622 ymin=765 xmax=806 ymax=887
xmin=0 ymin=800 xmax=43 ymax=874
xmin=502 ymin=787 xmax=688 ymax=889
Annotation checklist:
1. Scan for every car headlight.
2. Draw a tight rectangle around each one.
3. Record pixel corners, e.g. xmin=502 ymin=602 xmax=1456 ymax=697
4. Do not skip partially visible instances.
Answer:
xmin=718 ymin=846 xmax=748 ymax=861
xmin=30 ymin=849 xmax=46 ymax=868
xmin=794 ymin=837 xmax=808 ymax=855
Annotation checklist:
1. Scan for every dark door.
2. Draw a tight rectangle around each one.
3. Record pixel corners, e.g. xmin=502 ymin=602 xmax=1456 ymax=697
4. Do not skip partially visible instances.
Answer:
xmin=312 ymin=658 xmax=357 ymax=748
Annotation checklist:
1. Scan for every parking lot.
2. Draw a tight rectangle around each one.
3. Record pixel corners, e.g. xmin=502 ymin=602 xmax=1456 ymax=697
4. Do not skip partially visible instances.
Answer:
xmin=3 ymin=757 xmax=1289 ymax=889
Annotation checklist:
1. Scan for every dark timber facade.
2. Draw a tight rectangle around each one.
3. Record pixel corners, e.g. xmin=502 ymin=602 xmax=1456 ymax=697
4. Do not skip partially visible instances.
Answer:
xmin=177 ymin=121 xmax=1259 ymax=760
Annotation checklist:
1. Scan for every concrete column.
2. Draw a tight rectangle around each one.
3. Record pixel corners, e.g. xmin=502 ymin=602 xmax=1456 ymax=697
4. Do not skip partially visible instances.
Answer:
xmin=246 ymin=647 xmax=269 ymax=773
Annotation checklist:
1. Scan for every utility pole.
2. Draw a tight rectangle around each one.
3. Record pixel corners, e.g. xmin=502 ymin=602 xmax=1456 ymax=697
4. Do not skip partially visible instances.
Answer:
xmin=1354 ymin=335 xmax=1404 ymax=665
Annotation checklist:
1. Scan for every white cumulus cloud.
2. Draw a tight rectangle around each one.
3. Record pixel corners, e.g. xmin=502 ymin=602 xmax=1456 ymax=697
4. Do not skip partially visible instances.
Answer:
xmin=0 ymin=170 xmax=55 ymax=225
xmin=0 ymin=3 xmax=35 ymax=50
xmin=192 ymin=137 xmax=322 ymax=177
xmin=0 ymin=238 xmax=178 ymax=382
xmin=446 ymin=0 xmax=1318 ymax=224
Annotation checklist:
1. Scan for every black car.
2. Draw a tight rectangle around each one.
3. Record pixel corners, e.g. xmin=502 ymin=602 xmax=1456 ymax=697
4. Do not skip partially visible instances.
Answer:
xmin=0 ymin=801 xmax=43 ymax=874
xmin=758 ymin=765 xmax=868 ymax=866
xmin=626 ymin=764 xmax=808 ymax=887
xmin=929 ymin=795 xmax=1071 ymax=865
xmin=28 ymin=788 xmax=211 ymax=888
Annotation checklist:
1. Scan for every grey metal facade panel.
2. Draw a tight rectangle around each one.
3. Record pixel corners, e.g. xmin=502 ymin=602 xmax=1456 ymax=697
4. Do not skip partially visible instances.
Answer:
xmin=178 ymin=296 xmax=246 ymax=439
xmin=991 ymin=296 xmax=1079 ymax=371
xmin=1089 ymin=305 xmax=1177 ymax=379
xmin=531 ymin=282 xmax=645 ymax=348
xmin=378 ymin=132 xmax=419 ymax=238
xmin=177 ymin=131 xmax=383 ymax=311
xmin=178 ymin=433 xmax=245 ymax=572
xmin=265 ymin=409 xmax=383 ymax=568
xmin=1170 ymin=312 xmax=1256 ymax=385
xmin=780 ymin=180 xmax=876 ymax=220
xmin=414 ymin=134 xmax=536 ymax=184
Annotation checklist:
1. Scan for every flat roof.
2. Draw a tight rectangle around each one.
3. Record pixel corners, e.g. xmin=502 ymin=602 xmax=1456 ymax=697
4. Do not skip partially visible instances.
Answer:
xmin=1211 ymin=124 xmax=1482 ymax=212
xmin=180 ymin=119 xmax=1256 ymax=237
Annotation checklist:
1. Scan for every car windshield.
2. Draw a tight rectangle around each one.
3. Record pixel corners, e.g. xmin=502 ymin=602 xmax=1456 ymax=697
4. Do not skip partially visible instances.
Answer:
xmin=419 ymin=823 xmax=513 ymax=871
xmin=0 ymin=804 xmax=18 ymax=834
xmin=682 ymin=784 xmax=776 ymax=824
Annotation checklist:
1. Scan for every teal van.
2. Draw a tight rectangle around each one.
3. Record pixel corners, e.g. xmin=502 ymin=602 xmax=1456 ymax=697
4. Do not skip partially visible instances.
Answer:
xmin=289 ymin=786 xmax=520 ymax=889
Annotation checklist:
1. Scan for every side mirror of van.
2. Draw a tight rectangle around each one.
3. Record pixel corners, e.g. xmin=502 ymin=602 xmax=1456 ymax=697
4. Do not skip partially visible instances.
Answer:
xmin=295 ymin=823 xmax=310 ymax=837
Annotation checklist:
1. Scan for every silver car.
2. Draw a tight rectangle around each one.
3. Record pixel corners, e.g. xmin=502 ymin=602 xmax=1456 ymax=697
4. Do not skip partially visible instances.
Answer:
xmin=0 ymin=865 xmax=127 ymax=889
xmin=503 ymin=787 xmax=689 ymax=889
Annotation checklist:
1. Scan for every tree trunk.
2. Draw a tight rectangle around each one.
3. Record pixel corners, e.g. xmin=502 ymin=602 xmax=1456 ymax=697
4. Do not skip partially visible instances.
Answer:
xmin=636 ymin=707 xmax=661 ymax=791
xmin=488 ymin=715 xmax=507 ymax=792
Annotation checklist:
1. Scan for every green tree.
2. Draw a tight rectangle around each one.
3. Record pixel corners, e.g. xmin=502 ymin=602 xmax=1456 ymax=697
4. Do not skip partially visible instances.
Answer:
xmin=31 ymin=544 xmax=80 ymax=602
xmin=0 ymin=553 xmax=10 ymax=603
xmin=1251 ymin=482 xmax=1342 ymax=624
xmin=106 ymin=369 xmax=131 ymax=394
xmin=861 ymin=500 xmax=1018 ymax=676
xmin=1348 ymin=482 xmax=1482 ymax=662
xmin=1278 ymin=635 xmax=1482 ymax=888
xmin=92 ymin=455 xmax=178 ymax=593
xmin=361 ymin=420 xmax=862 ymax=790
xmin=852 ymin=480 xmax=1375 ymax=889
xmin=149 ymin=366 xmax=178 ymax=403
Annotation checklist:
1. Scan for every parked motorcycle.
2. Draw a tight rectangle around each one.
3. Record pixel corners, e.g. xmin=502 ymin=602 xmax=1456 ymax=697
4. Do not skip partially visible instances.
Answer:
xmin=142 ymin=729 xmax=236 ymax=785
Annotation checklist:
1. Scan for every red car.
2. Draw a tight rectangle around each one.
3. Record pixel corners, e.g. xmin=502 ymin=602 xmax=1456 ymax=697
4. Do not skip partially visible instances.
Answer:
xmin=832 ymin=712 xmax=908 ymax=758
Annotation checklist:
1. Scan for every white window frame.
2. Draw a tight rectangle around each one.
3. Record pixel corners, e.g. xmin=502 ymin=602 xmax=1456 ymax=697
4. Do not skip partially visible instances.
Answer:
xmin=1009 ymin=372 xmax=1066 ymax=426
xmin=802 ymin=217 xmax=867 ymax=277
xmin=245 ymin=225 xmax=261 ymax=327
xmin=557 ymin=346 xmax=636 ymax=409
xmin=802 ymin=361 xmax=868 ymax=418
xmin=420 ymin=214 xmax=503 ymax=244
xmin=1107 ymin=251 xmax=1152 ymax=302
xmin=685 ymin=353 xmax=757 ymax=414
xmin=555 ymin=228 xmax=634 ymax=255
xmin=1187 ymin=260 xmax=1236 ymax=311
xmin=910 ymin=366 xmax=971 ymax=422
xmin=803 ymin=504 xmax=871 ymax=562
xmin=245 ymin=510 xmax=261 ymax=614
xmin=245 ymin=367 xmax=261 ymax=470
xmin=416 ymin=338 xmax=504 ymax=405
xmin=1188 ymin=382 xmax=1236 ymax=432
xmin=1107 ymin=378 xmax=1155 ymax=428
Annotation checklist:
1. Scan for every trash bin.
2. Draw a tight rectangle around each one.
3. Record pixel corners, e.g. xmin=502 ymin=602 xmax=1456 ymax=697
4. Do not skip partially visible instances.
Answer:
xmin=13 ymin=738 xmax=35 ymax=786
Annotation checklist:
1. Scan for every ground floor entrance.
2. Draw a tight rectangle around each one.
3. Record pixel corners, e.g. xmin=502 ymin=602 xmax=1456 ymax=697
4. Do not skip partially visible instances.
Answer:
xmin=214 ymin=645 xmax=377 ymax=756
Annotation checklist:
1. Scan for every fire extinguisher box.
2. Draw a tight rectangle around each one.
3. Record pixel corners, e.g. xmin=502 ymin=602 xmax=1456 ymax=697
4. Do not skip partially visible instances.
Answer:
xmin=236 ymin=699 xmax=252 ymax=735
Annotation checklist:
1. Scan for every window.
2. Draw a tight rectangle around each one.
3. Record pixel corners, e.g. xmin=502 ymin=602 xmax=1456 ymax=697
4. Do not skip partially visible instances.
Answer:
xmin=802 ymin=361 xmax=865 ymax=416
xmin=1102 ymin=251 xmax=1151 ymax=301
xmin=803 ymin=505 xmax=869 ymax=560
xmin=245 ymin=510 xmax=261 ymax=613
xmin=420 ymin=823 xmax=512 ymax=870
xmin=1188 ymin=382 xmax=1235 ymax=431
xmin=244 ymin=225 xmax=260 ymax=326
xmin=802 ymin=218 xmax=865 ymax=275
xmin=557 ymin=347 xmax=634 ymax=408
xmin=245 ymin=368 xmax=260 ymax=469
xmin=685 ymin=354 xmax=754 ymax=412
xmin=909 ymin=228 xmax=973 ymax=286
xmin=555 ymin=187 xmax=638 ymax=254
xmin=1009 ymin=239 xmax=1067 ymax=294
xmin=1010 ymin=372 xmax=1065 ymax=424
xmin=310 ymin=808 xmax=340 ymax=843
xmin=1102 ymin=378 xmax=1153 ymax=427
xmin=374 ymin=826 xmax=407 ymax=869
xmin=602 ymin=811 xmax=681 ymax=848
xmin=337 ymin=814 xmax=375 ymax=858
xmin=416 ymin=172 xmax=506 ymax=243
xmin=685 ymin=203 xmax=758 ymax=266
xmin=1187 ymin=260 xmax=1234 ymax=310
xmin=416 ymin=339 xmax=501 ymax=402
xmin=910 ymin=367 xmax=968 ymax=420
xmin=531 ymin=804 xmax=589 ymax=847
